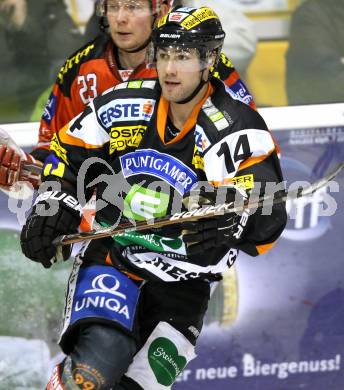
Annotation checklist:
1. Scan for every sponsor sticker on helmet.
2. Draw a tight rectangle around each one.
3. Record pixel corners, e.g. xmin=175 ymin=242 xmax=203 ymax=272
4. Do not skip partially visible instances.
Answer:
xmin=175 ymin=7 xmax=195 ymax=12
xmin=168 ymin=12 xmax=189 ymax=22
xmin=193 ymin=7 xmax=218 ymax=21
xmin=181 ymin=7 xmax=218 ymax=30
xmin=180 ymin=15 xmax=199 ymax=30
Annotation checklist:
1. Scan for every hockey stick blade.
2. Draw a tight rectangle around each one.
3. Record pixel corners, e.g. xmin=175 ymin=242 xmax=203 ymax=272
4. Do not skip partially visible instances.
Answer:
xmin=53 ymin=161 xmax=344 ymax=246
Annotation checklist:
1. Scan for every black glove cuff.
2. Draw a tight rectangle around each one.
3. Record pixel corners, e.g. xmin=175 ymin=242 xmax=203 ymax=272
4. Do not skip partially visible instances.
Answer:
xmin=20 ymin=191 xmax=83 ymax=267
xmin=33 ymin=190 xmax=83 ymax=221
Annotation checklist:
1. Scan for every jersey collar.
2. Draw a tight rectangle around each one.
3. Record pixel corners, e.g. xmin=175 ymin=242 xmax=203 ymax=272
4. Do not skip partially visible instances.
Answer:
xmin=157 ymin=82 xmax=214 ymax=145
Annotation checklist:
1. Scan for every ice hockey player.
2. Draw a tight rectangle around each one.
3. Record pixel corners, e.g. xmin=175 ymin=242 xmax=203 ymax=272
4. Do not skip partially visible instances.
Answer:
xmin=21 ymin=5 xmax=287 ymax=390
xmin=0 ymin=0 xmax=255 ymax=192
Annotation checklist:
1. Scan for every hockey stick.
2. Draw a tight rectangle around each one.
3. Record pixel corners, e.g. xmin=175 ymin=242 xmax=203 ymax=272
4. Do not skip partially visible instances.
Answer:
xmin=53 ymin=161 xmax=344 ymax=246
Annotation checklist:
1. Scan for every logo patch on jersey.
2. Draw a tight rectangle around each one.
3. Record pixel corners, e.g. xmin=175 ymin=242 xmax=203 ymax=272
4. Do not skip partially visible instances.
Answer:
xmin=42 ymin=92 xmax=57 ymax=124
xmin=50 ymin=134 xmax=68 ymax=164
xmin=230 ymin=174 xmax=254 ymax=190
xmin=118 ymin=69 xmax=133 ymax=81
xmin=120 ymin=149 xmax=198 ymax=195
xmin=115 ymin=80 xmax=157 ymax=91
xmin=115 ymin=231 xmax=185 ymax=255
xmin=98 ymin=98 xmax=155 ymax=128
xmin=148 ymin=337 xmax=187 ymax=386
xmin=225 ymin=81 xmax=253 ymax=106
xmin=192 ymin=146 xmax=204 ymax=171
xmin=194 ymin=124 xmax=211 ymax=153
xmin=43 ymin=153 xmax=66 ymax=178
xmin=110 ymin=125 xmax=147 ymax=153
xmin=123 ymin=184 xmax=169 ymax=221
xmin=202 ymin=99 xmax=229 ymax=131
xmin=70 ymin=265 xmax=139 ymax=331
xmin=127 ymin=80 xmax=143 ymax=88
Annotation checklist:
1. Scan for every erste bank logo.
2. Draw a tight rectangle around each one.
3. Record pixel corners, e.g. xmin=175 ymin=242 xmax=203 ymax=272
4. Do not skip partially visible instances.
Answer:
xmin=169 ymin=12 xmax=189 ymax=22
xmin=98 ymin=98 xmax=155 ymax=128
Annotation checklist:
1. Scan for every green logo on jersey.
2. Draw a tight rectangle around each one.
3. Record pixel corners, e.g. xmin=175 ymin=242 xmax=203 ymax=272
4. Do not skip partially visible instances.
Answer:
xmin=107 ymin=185 xmax=186 ymax=253
xmin=209 ymin=111 xmax=224 ymax=122
xmin=148 ymin=337 xmax=187 ymax=386
xmin=123 ymin=184 xmax=169 ymax=221
xmin=128 ymin=80 xmax=143 ymax=89
xmin=114 ymin=232 xmax=184 ymax=253
xmin=161 ymin=238 xmax=183 ymax=250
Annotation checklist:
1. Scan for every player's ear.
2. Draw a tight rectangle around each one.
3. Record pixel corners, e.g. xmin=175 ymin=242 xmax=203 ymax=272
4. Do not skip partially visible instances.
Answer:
xmin=207 ymin=51 xmax=217 ymax=69
xmin=159 ymin=2 xmax=170 ymax=17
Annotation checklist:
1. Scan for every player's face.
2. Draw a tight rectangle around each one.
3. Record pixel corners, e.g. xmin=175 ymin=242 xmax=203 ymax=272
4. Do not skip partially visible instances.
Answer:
xmin=107 ymin=0 xmax=153 ymax=51
xmin=156 ymin=47 xmax=205 ymax=102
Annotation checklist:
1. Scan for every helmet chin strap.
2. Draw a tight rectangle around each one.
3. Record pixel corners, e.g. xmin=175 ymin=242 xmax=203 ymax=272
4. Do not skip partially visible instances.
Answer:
xmin=175 ymin=70 xmax=207 ymax=104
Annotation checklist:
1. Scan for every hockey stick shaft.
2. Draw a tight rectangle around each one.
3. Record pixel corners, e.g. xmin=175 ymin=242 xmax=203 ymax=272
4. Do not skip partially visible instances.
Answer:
xmin=53 ymin=161 xmax=344 ymax=246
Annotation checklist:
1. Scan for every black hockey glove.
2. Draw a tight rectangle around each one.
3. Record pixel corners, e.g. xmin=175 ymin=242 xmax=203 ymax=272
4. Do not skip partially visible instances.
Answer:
xmin=20 ymin=191 xmax=82 ymax=268
xmin=181 ymin=188 xmax=248 ymax=256
xmin=182 ymin=212 xmax=242 ymax=256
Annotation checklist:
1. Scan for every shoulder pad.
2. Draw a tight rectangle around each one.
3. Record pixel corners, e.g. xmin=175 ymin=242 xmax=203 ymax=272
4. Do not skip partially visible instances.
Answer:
xmin=57 ymin=36 xmax=108 ymax=86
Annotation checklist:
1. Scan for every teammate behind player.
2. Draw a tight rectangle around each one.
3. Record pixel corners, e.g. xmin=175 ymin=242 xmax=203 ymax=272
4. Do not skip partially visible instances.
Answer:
xmin=21 ymin=5 xmax=286 ymax=389
xmin=0 ymin=0 xmax=255 ymax=192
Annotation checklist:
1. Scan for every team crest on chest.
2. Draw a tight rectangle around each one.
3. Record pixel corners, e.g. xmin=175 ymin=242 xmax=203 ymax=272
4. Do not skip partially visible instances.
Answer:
xmin=120 ymin=149 xmax=198 ymax=195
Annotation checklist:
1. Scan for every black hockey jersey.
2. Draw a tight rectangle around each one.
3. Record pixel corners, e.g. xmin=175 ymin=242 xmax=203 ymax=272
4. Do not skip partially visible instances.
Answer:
xmin=43 ymin=77 xmax=286 ymax=282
